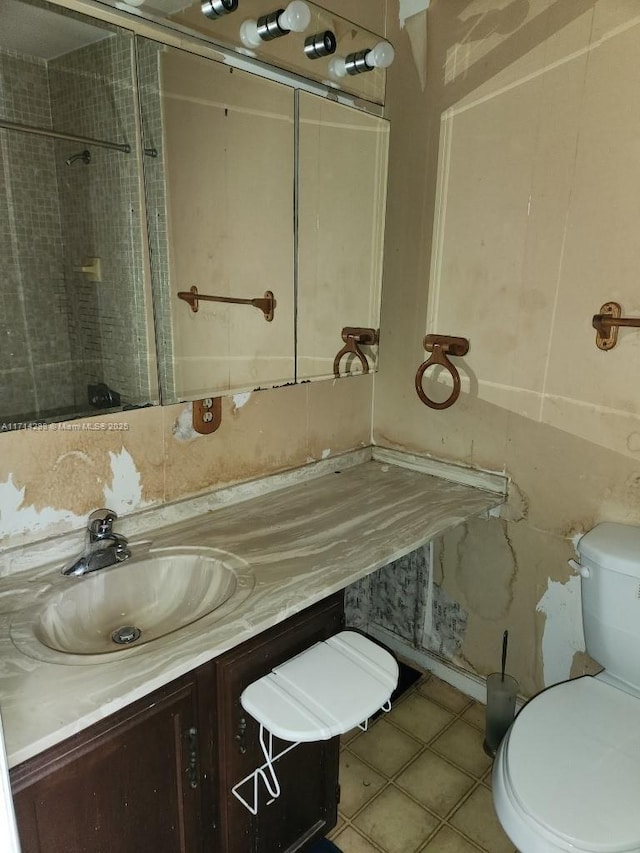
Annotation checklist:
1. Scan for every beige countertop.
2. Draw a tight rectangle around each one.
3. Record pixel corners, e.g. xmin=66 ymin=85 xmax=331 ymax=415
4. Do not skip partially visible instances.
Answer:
xmin=0 ymin=458 xmax=504 ymax=768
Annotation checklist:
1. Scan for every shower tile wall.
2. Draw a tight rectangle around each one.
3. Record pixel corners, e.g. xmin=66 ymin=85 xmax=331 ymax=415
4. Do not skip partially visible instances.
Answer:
xmin=49 ymin=34 xmax=152 ymax=406
xmin=0 ymin=48 xmax=72 ymax=420
xmin=0 ymin=30 xmax=153 ymax=422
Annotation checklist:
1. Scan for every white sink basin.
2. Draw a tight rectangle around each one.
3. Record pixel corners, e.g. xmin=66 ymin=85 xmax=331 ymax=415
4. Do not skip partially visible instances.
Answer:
xmin=10 ymin=547 xmax=254 ymax=664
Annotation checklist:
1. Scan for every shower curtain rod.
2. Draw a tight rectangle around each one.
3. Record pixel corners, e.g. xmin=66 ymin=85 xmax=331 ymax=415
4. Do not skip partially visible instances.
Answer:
xmin=0 ymin=118 xmax=132 ymax=154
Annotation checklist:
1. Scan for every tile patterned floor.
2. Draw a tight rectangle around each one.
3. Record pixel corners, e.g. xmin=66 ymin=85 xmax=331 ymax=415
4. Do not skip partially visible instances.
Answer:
xmin=328 ymin=672 xmax=518 ymax=853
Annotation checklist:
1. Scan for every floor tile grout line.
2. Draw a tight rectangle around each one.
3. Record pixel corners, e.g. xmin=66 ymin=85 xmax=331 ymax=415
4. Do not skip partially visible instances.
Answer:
xmin=442 ymin=776 xmax=486 ymax=822
xmin=334 ymin=819 xmax=387 ymax=853
xmin=416 ymin=818 xmax=490 ymax=853
xmin=344 ymin=729 xmax=490 ymax=790
xmin=341 ymin=763 xmax=481 ymax=847
xmin=384 ymin=705 xmax=466 ymax=748
xmin=334 ymin=676 xmax=507 ymax=853
xmin=349 ymin=809 xmax=438 ymax=853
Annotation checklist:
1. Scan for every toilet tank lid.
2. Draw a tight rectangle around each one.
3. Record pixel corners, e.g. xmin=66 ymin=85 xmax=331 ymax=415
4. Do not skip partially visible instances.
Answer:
xmin=578 ymin=522 xmax=640 ymax=577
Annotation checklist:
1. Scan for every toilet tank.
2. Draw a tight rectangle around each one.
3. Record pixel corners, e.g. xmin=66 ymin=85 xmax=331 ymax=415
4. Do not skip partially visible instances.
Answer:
xmin=577 ymin=522 xmax=640 ymax=691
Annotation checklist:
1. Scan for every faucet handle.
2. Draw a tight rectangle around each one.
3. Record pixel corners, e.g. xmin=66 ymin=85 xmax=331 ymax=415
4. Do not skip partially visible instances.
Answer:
xmin=87 ymin=508 xmax=118 ymax=539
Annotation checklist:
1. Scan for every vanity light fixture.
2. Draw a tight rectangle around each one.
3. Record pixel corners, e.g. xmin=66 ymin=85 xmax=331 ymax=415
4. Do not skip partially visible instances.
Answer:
xmin=304 ymin=30 xmax=336 ymax=59
xmin=239 ymin=1 xmax=311 ymax=48
xmin=202 ymin=0 xmax=238 ymax=20
xmin=328 ymin=40 xmax=395 ymax=78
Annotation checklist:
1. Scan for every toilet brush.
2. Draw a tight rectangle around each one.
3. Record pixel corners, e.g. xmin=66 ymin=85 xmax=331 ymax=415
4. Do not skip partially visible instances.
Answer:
xmin=484 ymin=629 xmax=519 ymax=757
xmin=501 ymin=630 xmax=508 ymax=682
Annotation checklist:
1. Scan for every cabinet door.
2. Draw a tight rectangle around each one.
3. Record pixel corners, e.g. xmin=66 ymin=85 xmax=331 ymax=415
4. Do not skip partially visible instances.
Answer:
xmin=215 ymin=593 xmax=344 ymax=853
xmin=138 ymin=39 xmax=296 ymax=402
xmin=11 ymin=675 xmax=201 ymax=853
xmin=296 ymin=92 xmax=389 ymax=381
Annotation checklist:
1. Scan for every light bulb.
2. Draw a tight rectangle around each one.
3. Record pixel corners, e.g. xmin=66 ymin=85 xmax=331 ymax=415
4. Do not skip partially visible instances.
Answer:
xmin=241 ymin=1 xmax=311 ymax=47
xmin=328 ymin=56 xmax=347 ymax=78
xmin=239 ymin=19 xmax=262 ymax=48
xmin=278 ymin=1 xmax=311 ymax=33
xmin=342 ymin=40 xmax=395 ymax=75
xmin=366 ymin=41 xmax=395 ymax=69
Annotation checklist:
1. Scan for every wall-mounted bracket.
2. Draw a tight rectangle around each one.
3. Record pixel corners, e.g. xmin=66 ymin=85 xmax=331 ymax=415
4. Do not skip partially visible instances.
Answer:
xmin=177 ymin=286 xmax=275 ymax=321
xmin=333 ymin=326 xmax=379 ymax=378
xmin=193 ymin=397 xmax=222 ymax=434
xmin=415 ymin=334 xmax=469 ymax=410
xmin=592 ymin=301 xmax=640 ymax=350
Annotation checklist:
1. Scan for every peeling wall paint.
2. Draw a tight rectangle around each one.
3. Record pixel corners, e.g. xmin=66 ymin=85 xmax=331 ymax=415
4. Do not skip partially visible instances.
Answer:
xmin=0 ymin=448 xmax=146 ymax=541
xmin=536 ymin=576 xmax=585 ymax=687
xmin=0 ymin=475 xmax=84 ymax=541
xmin=102 ymin=449 xmax=148 ymax=515
xmin=232 ymin=393 xmax=251 ymax=411
xmin=172 ymin=405 xmax=199 ymax=441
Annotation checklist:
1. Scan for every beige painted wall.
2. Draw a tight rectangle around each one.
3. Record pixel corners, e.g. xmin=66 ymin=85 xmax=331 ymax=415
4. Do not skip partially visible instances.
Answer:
xmin=376 ymin=0 xmax=640 ymax=696
xmin=0 ymin=379 xmax=372 ymax=552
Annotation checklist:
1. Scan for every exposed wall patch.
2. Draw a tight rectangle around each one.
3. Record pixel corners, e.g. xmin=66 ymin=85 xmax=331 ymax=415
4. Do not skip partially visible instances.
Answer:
xmin=426 ymin=584 xmax=468 ymax=659
xmin=0 ymin=475 xmax=84 ymax=541
xmin=536 ymin=575 xmax=585 ymax=687
xmin=102 ymin=449 xmax=148 ymax=515
xmin=172 ymin=404 xmax=199 ymax=441
xmin=232 ymin=392 xmax=251 ymax=412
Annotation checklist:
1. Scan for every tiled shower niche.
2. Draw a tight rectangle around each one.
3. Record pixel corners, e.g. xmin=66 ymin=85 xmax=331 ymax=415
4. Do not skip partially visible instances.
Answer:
xmin=0 ymin=4 xmax=154 ymax=423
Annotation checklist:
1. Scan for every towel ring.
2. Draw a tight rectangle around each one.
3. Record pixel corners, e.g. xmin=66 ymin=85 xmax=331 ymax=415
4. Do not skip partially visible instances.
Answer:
xmin=415 ymin=334 xmax=469 ymax=410
xmin=333 ymin=327 xmax=379 ymax=378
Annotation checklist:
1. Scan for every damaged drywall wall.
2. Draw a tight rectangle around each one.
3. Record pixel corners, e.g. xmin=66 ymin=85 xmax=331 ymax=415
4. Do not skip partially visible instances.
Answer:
xmin=0 ymin=475 xmax=85 ymax=543
xmin=102 ymin=449 xmax=148 ymax=516
xmin=536 ymin=575 xmax=585 ymax=687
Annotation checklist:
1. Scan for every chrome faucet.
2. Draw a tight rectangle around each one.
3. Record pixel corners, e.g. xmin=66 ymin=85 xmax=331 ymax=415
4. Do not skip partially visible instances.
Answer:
xmin=62 ymin=509 xmax=131 ymax=576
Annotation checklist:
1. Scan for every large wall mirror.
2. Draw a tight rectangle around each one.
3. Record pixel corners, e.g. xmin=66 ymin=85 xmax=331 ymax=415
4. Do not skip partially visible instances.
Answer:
xmin=137 ymin=39 xmax=295 ymax=402
xmin=0 ymin=0 xmax=159 ymax=426
xmin=0 ymin=0 xmax=390 ymax=425
xmin=138 ymin=39 xmax=389 ymax=402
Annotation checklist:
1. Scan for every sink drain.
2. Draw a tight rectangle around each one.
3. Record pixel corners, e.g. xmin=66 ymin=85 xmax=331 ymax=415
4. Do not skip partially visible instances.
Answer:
xmin=112 ymin=625 xmax=142 ymax=645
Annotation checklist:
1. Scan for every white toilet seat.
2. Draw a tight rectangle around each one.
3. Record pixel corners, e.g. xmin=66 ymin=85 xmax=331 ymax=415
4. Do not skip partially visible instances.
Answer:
xmin=492 ymin=676 xmax=640 ymax=853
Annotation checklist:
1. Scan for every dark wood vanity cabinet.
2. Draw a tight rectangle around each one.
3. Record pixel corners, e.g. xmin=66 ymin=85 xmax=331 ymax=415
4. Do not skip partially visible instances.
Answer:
xmin=11 ymin=674 xmax=202 ymax=853
xmin=10 ymin=592 xmax=344 ymax=853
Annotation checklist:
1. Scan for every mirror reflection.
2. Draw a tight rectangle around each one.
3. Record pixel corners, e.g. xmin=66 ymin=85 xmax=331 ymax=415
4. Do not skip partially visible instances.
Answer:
xmin=0 ymin=0 xmax=158 ymax=425
xmin=138 ymin=39 xmax=295 ymax=402
xmin=296 ymin=92 xmax=388 ymax=380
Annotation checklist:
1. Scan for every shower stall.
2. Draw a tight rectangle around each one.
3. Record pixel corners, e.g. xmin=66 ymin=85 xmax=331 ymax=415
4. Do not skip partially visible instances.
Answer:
xmin=0 ymin=0 xmax=156 ymax=422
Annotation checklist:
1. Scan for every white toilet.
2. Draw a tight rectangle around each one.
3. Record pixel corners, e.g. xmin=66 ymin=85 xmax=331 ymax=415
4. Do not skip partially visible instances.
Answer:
xmin=492 ymin=522 xmax=640 ymax=853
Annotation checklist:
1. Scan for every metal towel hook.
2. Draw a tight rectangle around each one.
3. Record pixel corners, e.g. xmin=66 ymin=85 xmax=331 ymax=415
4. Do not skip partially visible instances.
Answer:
xmin=333 ymin=327 xmax=379 ymax=378
xmin=415 ymin=334 xmax=470 ymax=410
xmin=66 ymin=149 xmax=91 ymax=166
